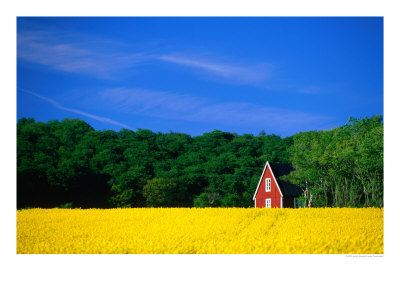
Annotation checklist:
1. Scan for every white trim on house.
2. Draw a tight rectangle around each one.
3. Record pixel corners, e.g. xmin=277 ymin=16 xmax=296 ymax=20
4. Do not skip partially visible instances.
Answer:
xmin=253 ymin=161 xmax=283 ymax=201
xmin=269 ymin=163 xmax=283 ymax=198
xmin=265 ymin=178 xmax=271 ymax=192
xmin=280 ymin=196 xmax=283 ymax=209
xmin=253 ymin=160 xmax=269 ymax=200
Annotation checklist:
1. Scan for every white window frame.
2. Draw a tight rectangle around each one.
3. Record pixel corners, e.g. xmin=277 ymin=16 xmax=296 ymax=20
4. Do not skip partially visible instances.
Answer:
xmin=266 ymin=198 xmax=271 ymax=208
xmin=265 ymin=178 xmax=271 ymax=192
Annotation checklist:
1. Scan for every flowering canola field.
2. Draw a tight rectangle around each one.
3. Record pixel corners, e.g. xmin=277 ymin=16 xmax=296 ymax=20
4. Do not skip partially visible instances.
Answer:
xmin=17 ymin=208 xmax=383 ymax=254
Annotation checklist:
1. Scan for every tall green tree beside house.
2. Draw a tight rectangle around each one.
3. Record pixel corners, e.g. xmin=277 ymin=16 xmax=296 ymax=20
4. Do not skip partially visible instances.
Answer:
xmin=283 ymin=116 xmax=383 ymax=207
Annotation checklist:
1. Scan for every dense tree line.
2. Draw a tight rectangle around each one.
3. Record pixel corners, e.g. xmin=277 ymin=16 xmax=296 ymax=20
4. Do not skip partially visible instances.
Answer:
xmin=283 ymin=116 xmax=383 ymax=207
xmin=17 ymin=115 xmax=383 ymax=209
xmin=17 ymin=118 xmax=291 ymax=208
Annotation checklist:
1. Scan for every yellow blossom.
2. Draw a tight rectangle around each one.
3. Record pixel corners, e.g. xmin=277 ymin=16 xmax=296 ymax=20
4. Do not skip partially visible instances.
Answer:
xmin=17 ymin=207 xmax=383 ymax=254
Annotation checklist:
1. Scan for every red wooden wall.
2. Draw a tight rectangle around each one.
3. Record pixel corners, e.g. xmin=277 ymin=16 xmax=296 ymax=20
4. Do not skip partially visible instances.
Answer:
xmin=254 ymin=164 xmax=282 ymax=208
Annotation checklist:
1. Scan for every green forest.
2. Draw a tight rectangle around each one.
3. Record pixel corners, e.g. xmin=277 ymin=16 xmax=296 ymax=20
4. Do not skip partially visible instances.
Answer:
xmin=17 ymin=115 xmax=383 ymax=209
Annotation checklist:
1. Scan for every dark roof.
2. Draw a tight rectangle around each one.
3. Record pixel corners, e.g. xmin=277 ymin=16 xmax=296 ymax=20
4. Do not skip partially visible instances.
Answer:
xmin=269 ymin=163 xmax=303 ymax=197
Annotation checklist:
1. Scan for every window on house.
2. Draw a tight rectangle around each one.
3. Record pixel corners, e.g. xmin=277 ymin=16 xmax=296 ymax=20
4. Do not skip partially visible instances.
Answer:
xmin=265 ymin=178 xmax=271 ymax=192
xmin=266 ymin=198 xmax=271 ymax=208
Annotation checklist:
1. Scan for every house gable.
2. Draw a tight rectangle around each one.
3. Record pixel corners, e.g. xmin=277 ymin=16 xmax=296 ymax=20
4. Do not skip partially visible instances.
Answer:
xmin=253 ymin=161 xmax=282 ymax=208
xmin=253 ymin=161 xmax=282 ymax=200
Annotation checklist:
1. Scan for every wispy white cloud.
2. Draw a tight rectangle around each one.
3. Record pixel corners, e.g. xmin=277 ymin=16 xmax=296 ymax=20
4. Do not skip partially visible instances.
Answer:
xmin=18 ymin=27 xmax=273 ymax=85
xmin=19 ymin=89 xmax=135 ymax=130
xmin=17 ymin=30 xmax=145 ymax=79
xmin=155 ymin=54 xmax=272 ymax=85
xmin=18 ymin=26 xmax=324 ymax=97
xmin=99 ymin=87 xmax=331 ymax=133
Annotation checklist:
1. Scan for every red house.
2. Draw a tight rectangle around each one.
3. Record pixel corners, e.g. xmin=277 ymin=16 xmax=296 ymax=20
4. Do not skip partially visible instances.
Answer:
xmin=253 ymin=161 xmax=302 ymax=208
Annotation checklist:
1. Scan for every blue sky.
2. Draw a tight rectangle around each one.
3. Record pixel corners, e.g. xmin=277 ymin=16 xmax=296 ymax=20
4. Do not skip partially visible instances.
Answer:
xmin=17 ymin=17 xmax=383 ymax=137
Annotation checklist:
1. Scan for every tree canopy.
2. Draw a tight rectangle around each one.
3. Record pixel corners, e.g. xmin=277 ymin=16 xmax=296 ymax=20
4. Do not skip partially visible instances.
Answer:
xmin=282 ymin=116 xmax=383 ymax=207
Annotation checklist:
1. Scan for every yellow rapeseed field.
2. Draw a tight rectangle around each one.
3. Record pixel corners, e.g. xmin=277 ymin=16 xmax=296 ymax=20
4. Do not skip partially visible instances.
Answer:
xmin=17 ymin=207 xmax=383 ymax=254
